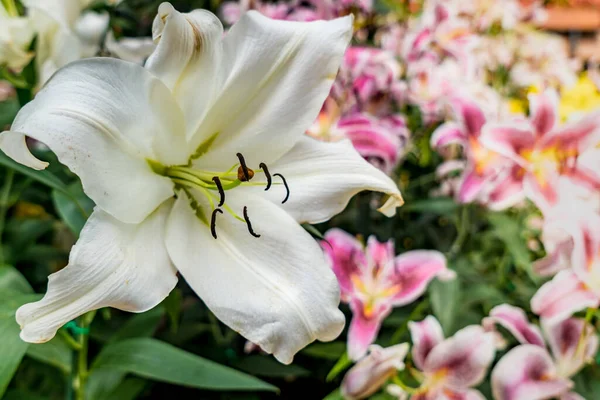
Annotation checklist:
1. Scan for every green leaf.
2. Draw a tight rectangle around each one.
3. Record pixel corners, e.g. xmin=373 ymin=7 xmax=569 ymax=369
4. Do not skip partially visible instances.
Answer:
xmin=25 ymin=335 xmax=71 ymax=374
xmin=0 ymin=99 xmax=19 ymax=127
xmin=3 ymin=389 xmax=48 ymax=400
xmin=108 ymin=307 xmax=164 ymax=344
xmin=323 ymin=388 xmax=344 ymax=400
xmin=162 ymin=288 xmax=182 ymax=333
xmin=488 ymin=213 xmax=536 ymax=280
xmin=0 ymin=151 xmax=67 ymax=193
xmin=231 ymin=355 xmax=311 ymax=378
xmin=0 ymin=293 xmax=42 ymax=397
xmin=90 ymin=338 xmax=278 ymax=392
xmin=403 ymin=197 xmax=458 ymax=215
xmin=0 ymin=265 xmax=32 ymax=297
xmin=301 ymin=342 xmax=346 ymax=360
xmin=51 ymin=181 xmax=94 ymax=236
xmin=429 ymin=277 xmax=460 ymax=334
xmin=326 ymin=351 xmax=352 ymax=382
xmin=102 ymin=377 xmax=147 ymax=400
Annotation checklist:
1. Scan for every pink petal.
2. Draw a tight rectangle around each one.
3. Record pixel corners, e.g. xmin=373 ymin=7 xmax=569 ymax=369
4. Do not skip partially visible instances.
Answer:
xmin=391 ymin=250 xmax=453 ymax=306
xmin=450 ymin=96 xmax=486 ymax=138
xmin=348 ymin=298 xmax=391 ymax=360
xmin=457 ymin=168 xmax=488 ymax=203
xmin=342 ymin=343 xmax=409 ymax=400
xmin=539 ymin=111 xmax=600 ymax=151
xmin=423 ymin=325 xmax=496 ymax=389
xmin=569 ymin=212 xmax=600 ymax=292
xmin=484 ymin=304 xmax=545 ymax=347
xmin=480 ymin=122 xmax=534 ymax=165
xmin=564 ymin=165 xmax=600 ymax=195
xmin=544 ymin=317 xmax=599 ymax=378
xmin=491 ymin=345 xmax=573 ymax=400
xmin=523 ymin=171 xmax=561 ymax=214
xmin=430 ymin=122 xmax=467 ymax=149
xmin=366 ymin=235 xmax=395 ymax=272
xmin=408 ymin=315 xmax=445 ymax=370
xmin=486 ymin=165 xmax=526 ymax=211
xmin=530 ymin=270 xmax=600 ymax=324
xmin=528 ymin=89 xmax=559 ymax=137
xmin=560 ymin=392 xmax=586 ymax=400
xmin=323 ymin=229 xmax=366 ymax=300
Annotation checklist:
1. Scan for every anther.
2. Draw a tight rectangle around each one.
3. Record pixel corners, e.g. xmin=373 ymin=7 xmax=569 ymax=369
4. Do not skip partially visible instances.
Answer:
xmin=273 ymin=173 xmax=290 ymax=204
xmin=212 ymin=176 xmax=225 ymax=207
xmin=210 ymin=208 xmax=223 ymax=239
xmin=259 ymin=162 xmax=272 ymax=191
xmin=236 ymin=153 xmax=254 ymax=182
xmin=243 ymin=206 xmax=261 ymax=238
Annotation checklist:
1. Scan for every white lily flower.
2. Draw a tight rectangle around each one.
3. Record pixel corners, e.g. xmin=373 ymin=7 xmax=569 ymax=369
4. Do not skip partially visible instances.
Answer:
xmin=105 ymin=31 xmax=155 ymax=64
xmin=0 ymin=2 xmax=403 ymax=364
xmin=0 ymin=3 xmax=35 ymax=69
xmin=23 ymin=0 xmax=109 ymax=85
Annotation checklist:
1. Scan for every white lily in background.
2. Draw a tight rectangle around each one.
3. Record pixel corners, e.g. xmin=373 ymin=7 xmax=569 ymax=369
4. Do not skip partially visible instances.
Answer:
xmin=0 ymin=2 xmax=35 ymax=69
xmin=0 ymin=3 xmax=403 ymax=364
xmin=23 ymin=0 xmax=109 ymax=85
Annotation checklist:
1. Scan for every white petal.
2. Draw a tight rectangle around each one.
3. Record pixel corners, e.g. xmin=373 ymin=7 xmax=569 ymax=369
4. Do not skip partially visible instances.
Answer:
xmin=16 ymin=201 xmax=178 ymax=343
xmin=146 ymin=3 xmax=224 ymax=138
xmin=2 ymin=58 xmax=188 ymax=223
xmin=241 ymin=136 xmax=403 ymax=224
xmin=165 ymin=192 xmax=345 ymax=364
xmin=0 ymin=131 xmax=49 ymax=170
xmin=191 ymin=11 xmax=353 ymax=168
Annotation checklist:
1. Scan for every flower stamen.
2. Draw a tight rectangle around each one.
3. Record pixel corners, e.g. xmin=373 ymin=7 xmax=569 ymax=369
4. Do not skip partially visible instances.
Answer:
xmin=243 ymin=206 xmax=261 ymax=238
xmin=273 ymin=173 xmax=290 ymax=203
xmin=236 ymin=152 xmax=254 ymax=181
xmin=212 ymin=176 xmax=225 ymax=207
xmin=259 ymin=162 xmax=272 ymax=191
xmin=211 ymin=208 xmax=223 ymax=239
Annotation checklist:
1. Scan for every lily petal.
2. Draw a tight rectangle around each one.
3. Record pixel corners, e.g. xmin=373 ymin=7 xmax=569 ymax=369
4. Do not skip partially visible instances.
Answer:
xmin=249 ymin=136 xmax=403 ymax=223
xmin=430 ymin=122 xmax=467 ymax=149
xmin=480 ymin=122 xmax=534 ymax=165
xmin=530 ymin=270 xmax=600 ymax=323
xmin=391 ymin=250 xmax=453 ymax=306
xmin=323 ymin=229 xmax=366 ymax=300
xmin=16 ymin=201 xmax=178 ymax=343
xmin=165 ymin=192 xmax=345 ymax=364
xmin=457 ymin=168 xmax=488 ymax=203
xmin=408 ymin=315 xmax=445 ymax=371
xmin=146 ymin=3 xmax=224 ymax=137
xmin=192 ymin=11 xmax=353 ymax=168
xmin=543 ymin=318 xmax=599 ymax=378
xmin=348 ymin=298 xmax=390 ymax=361
xmin=491 ymin=345 xmax=572 ymax=400
xmin=0 ymin=58 xmax=188 ymax=224
xmin=450 ymin=96 xmax=486 ymax=138
xmin=528 ymin=89 xmax=559 ymax=137
xmin=483 ymin=304 xmax=546 ymax=347
xmin=423 ymin=325 xmax=496 ymax=389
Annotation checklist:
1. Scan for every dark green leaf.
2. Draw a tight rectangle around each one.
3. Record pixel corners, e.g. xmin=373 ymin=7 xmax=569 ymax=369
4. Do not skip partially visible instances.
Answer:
xmin=429 ymin=277 xmax=460 ymax=334
xmin=162 ymin=288 xmax=182 ymax=333
xmin=25 ymin=334 xmax=71 ymax=374
xmin=488 ymin=213 xmax=536 ymax=280
xmin=403 ymin=197 xmax=458 ymax=215
xmin=0 ymin=151 xmax=67 ymax=193
xmin=301 ymin=342 xmax=346 ymax=360
xmin=90 ymin=338 xmax=277 ymax=392
xmin=326 ymin=352 xmax=352 ymax=382
xmin=108 ymin=307 xmax=164 ymax=344
xmin=0 ymin=99 xmax=20 ymax=127
xmin=0 ymin=265 xmax=33 ymax=297
xmin=51 ymin=181 xmax=94 ymax=236
xmin=231 ymin=355 xmax=310 ymax=378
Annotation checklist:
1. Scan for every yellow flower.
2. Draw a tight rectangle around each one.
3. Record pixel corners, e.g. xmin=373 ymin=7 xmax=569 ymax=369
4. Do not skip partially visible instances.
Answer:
xmin=559 ymin=73 xmax=600 ymax=121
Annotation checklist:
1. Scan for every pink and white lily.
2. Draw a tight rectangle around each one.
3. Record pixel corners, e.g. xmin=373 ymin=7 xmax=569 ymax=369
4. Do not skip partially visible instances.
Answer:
xmin=430 ymin=94 xmax=524 ymax=209
xmin=341 ymin=343 xmax=409 ymax=400
xmin=323 ymin=229 xmax=453 ymax=360
xmin=406 ymin=316 xmax=496 ymax=400
xmin=481 ymin=89 xmax=600 ymax=213
xmin=487 ymin=304 xmax=598 ymax=400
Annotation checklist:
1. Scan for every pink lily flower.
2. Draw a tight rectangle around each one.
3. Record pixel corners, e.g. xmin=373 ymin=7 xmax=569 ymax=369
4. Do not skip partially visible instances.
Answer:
xmin=531 ymin=210 xmax=600 ymax=322
xmin=487 ymin=304 xmax=598 ymax=400
xmin=406 ymin=316 xmax=496 ymax=400
xmin=323 ymin=229 xmax=454 ymax=360
xmin=481 ymin=89 xmax=600 ymax=213
xmin=341 ymin=343 xmax=409 ymax=400
xmin=430 ymin=94 xmax=524 ymax=210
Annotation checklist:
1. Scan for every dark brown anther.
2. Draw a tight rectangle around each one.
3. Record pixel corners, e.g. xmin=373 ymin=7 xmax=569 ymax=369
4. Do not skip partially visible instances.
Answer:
xmin=243 ymin=206 xmax=261 ymax=238
xmin=212 ymin=176 xmax=225 ymax=207
xmin=236 ymin=153 xmax=254 ymax=181
xmin=259 ymin=162 xmax=271 ymax=190
xmin=273 ymin=173 xmax=290 ymax=204
xmin=210 ymin=208 xmax=223 ymax=239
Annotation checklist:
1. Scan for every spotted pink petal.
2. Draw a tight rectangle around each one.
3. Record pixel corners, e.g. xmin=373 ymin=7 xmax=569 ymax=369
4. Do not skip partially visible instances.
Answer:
xmin=391 ymin=250 xmax=453 ymax=306
xmin=348 ymin=298 xmax=391 ymax=360
xmin=544 ymin=317 xmax=599 ymax=378
xmin=484 ymin=304 xmax=546 ymax=347
xmin=450 ymin=96 xmax=486 ymax=138
xmin=491 ymin=345 xmax=573 ymax=400
xmin=430 ymin=122 xmax=467 ymax=149
xmin=528 ymin=89 xmax=559 ymax=137
xmin=422 ymin=325 xmax=496 ymax=389
xmin=480 ymin=122 xmax=535 ymax=165
xmin=323 ymin=229 xmax=366 ymax=300
xmin=530 ymin=270 xmax=600 ymax=324
xmin=408 ymin=315 xmax=445 ymax=370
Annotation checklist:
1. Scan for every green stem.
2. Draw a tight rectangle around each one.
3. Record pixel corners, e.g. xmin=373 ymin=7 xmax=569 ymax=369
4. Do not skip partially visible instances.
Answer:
xmin=1 ymin=0 xmax=19 ymax=16
xmin=447 ymin=205 xmax=469 ymax=259
xmin=391 ymin=376 xmax=419 ymax=394
xmin=70 ymin=311 xmax=95 ymax=400
xmin=0 ymin=169 xmax=15 ymax=265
